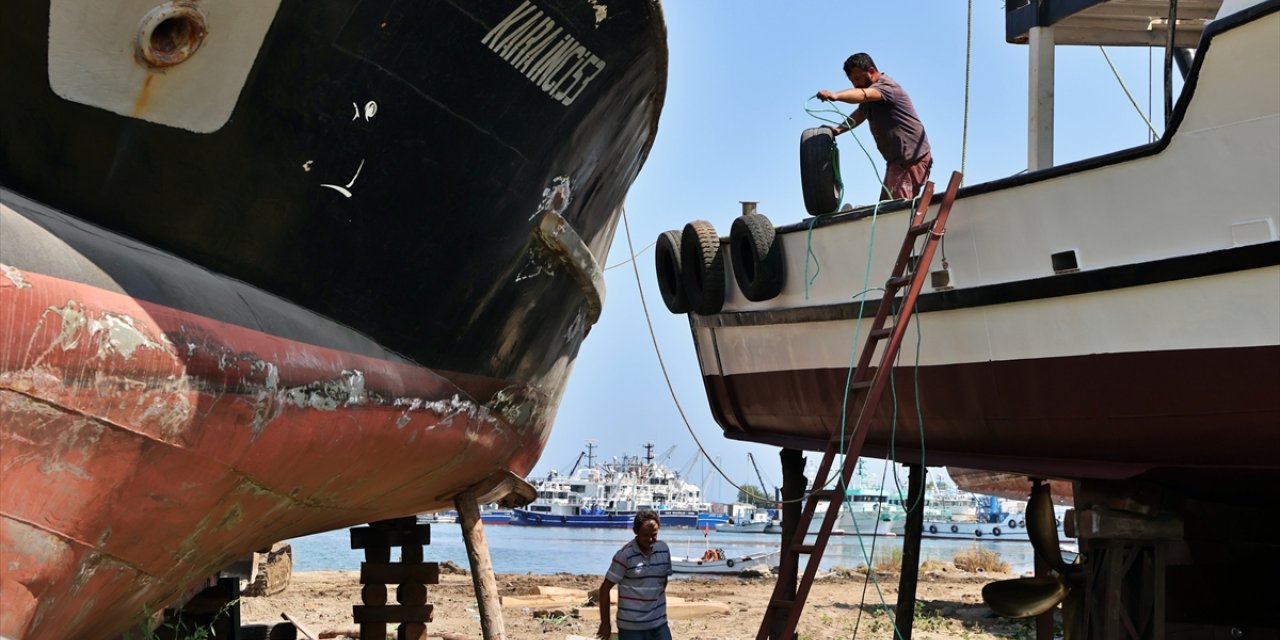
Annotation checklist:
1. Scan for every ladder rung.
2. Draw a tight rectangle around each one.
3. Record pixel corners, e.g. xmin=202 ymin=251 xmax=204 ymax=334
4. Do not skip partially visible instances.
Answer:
xmin=886 ymin=274 xmax=911 ymax=289
xmin=908 ymin=221 xmax=933 ymax=237
xmin=848 ymin=380 xmax=873 ymax=391
xmin=869 ymin=327 xmax=892 ymax=340
xmin=769 ymin=598 xmax=795 ymax=609
xmin=808 ymin=489 xmax=840 ymax=501
xmin=791 ymin=544 xmax=817 ymax=555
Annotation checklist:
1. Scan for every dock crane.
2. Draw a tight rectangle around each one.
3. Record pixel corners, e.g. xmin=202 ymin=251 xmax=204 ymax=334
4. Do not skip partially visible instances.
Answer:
xmin=748 ymin=452 xmax=776 ymax=505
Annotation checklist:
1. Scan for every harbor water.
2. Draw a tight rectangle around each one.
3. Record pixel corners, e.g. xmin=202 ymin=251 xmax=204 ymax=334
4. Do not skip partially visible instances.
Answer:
xmin=288 ymin=524 xmax=1041 ymax=577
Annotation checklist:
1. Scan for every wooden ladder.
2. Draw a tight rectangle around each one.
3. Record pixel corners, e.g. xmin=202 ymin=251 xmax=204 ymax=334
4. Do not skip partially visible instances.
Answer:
xmin=757 ymin=171 xmax=963 ymax=640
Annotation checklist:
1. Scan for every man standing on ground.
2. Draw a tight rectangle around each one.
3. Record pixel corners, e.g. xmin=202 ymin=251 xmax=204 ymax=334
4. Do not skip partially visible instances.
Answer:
xmin=597 ymin=510 xmax=673 ymax=640
xmin=817 ymin=52 xmax=932 ymax=201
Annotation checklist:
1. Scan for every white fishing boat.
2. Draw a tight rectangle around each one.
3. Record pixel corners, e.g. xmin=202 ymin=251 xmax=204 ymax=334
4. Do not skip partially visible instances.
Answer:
xmin=657 ymin=1 xmax=1278 ymax=634
xmin=671 ymin=550 xmax=781 ymax=575
xmin=717 ymin=510 xmax=782 ymax=534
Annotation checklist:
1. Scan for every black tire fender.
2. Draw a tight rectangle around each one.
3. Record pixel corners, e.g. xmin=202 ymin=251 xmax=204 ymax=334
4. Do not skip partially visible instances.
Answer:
xmin=726 ymin=558 xmax=735 ymax=568
xmin=680 ymin=220 xmax=725 ymax=315
xmin=1007 ymin=519 xmax=1018 ymax=529
xmin=974 ymin=529 xmax=984 ymax=537
xmin=654 ymin=230 xmax=690 ymax=314
xmin=800 ymin=127 xmax=843 ymax=216
xmin=992 ymin=527 xmax=1002 ymax=537
xmin=950 ymin=524 xmax=959 ymax=534
xmin=928 ymin=525 xmax=937 ymax=534
xmin=730 ymin=213 xmax=784 ymax=301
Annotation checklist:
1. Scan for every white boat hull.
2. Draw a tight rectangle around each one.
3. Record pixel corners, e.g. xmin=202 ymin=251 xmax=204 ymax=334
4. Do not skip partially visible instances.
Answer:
xmin=671 ymin=551 xmax=781 ymax=575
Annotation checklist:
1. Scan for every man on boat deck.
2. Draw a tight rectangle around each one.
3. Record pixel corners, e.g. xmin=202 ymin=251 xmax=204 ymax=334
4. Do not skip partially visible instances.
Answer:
xmin=597 ymin=510 xmax=673 ymax=640
xmin=817 ymin=52 xmax=932 ymax=201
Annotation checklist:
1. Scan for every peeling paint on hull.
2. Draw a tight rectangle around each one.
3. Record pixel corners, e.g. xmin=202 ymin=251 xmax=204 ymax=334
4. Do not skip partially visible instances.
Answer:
xmin=0 ymin=270 xmax=543 ymax=639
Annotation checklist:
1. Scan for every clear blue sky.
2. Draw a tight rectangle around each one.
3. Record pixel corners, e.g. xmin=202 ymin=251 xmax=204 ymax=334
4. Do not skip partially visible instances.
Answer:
xmin=533 ymin=1 xmax=1184 ymax=503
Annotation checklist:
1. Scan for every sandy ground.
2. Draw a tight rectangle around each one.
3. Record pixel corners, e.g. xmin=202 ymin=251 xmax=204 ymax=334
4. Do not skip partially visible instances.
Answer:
xmin=242 ymin=566 xmax=1048 ymax=640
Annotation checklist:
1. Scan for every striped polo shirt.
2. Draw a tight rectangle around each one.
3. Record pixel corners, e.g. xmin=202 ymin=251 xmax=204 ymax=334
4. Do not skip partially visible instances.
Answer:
xmin=605 ymin=539 xmax=672 ymax=630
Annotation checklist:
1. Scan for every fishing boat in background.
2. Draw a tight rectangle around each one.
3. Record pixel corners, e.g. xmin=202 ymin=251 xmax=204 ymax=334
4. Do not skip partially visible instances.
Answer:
xmin=902 ymin=490 xmax=1071 ymax=542
xmin=716 ymin=506 xmax=782 ymax=534
xmin=480 ymin=508 xmax=515 ymax=526
xmin=659 ymin=0 xmax=1278 ymax=635
xmin=511 ymin=443 xmax=729 ymax=528
xmin=807 ymin=461 xmax=902 ymax=536
xmin=671 ymin=549 xmax=781 ymax=575
xmin=0 ymin=1 xmax=668 ymax=637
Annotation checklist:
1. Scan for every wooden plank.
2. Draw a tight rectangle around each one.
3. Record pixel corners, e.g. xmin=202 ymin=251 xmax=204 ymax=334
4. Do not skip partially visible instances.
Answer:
xmin=352 ymin=604 xmax=434 ymax=624
xmin=360 ymin=562 xmax=440 ymax=585
xmin=457 ymin=487 xmax=507 ymax=640
xmin=281 ymin=611 xmax=319 ymax=640
xmin=350 ymin=525 xmax=431 ymax=549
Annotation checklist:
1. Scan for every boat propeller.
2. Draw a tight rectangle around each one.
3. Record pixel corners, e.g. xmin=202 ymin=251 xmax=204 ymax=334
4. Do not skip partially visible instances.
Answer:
xmin=981 ymin=480 xmax=1082 ymax=623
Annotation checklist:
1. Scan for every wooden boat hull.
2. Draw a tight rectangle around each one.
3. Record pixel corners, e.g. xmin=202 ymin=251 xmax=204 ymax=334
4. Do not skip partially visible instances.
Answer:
xmin=683 ymin=5 xmax=1280 ymax=489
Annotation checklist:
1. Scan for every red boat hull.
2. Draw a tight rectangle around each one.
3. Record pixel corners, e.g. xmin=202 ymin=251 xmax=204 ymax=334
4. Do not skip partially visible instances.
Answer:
xmin=1 ymin=269 xmax=544 ymax=639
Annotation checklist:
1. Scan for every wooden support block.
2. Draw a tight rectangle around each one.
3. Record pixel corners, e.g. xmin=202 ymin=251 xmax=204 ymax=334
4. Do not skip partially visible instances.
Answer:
xmin=361 ymin=583 xmax=388 ymax=606
xmin=360 ymin=562 xmax=440 ymax=585
xmin=397 ymin=583 xmax=428 ymax=605
xmin=399 ymin=622 xmax=426 ymax=640
xmin=353 ymin=604 xmax=434 ymax=624
xmin=358 ymin=621 xmax=386 ymax=640
xmin=371 ymin=516 xmax=419 ymax=529
xmin=1075 ymin=508 xmax=1184 ymax=540
xmin=402 ymin=543 xmax=424 ymax=563
xmin=362 ymin=545 xmax=391 ymax=564
xmin=351 ymin=525 xmax=431 ymax=549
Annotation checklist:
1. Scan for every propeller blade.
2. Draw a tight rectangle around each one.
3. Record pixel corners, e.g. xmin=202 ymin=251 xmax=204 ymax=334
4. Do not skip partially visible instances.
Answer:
xmin=981 ymin=576 xmax=1068 ymax=618
xmin=1027 ymin=480 xmax=1067 ymax=574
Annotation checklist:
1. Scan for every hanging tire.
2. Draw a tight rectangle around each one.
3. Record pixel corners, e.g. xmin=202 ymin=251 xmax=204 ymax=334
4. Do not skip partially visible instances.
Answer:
xmin=654 ymin=230 xmax=690 ymax=314
xmin=974 ymin=529 xmax=984 ymax=537
xmin=992 ymin=527 xmax=1002 ymax=537
xmin=730 ymin=213 xmax=784 ymax=301
xmin=800 ymin=127 xmax=843 ymax=216
xmin=1007 ymin=519 xmax=1018 ymax=529
xmin=928 ymin=525 xmax=937 ymax=534
xmin=680 ymin=220 xmax=725 ymax=315
xmin=726 ymin=558 xmax=735 ymax=568
xmin=950 ymin=524 xmax=959 ymax=534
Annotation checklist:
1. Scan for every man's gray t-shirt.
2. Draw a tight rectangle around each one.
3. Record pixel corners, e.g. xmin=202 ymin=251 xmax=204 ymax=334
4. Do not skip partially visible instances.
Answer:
xmin=855 ymin=74 xmax=930 ymax=166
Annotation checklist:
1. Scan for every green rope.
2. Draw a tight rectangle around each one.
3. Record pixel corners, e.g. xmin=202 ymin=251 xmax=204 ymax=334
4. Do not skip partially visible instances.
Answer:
xmin=1100 ymin=46 xmax=1160 ymax=138
xmin=803 ymin=92 xmax=940 ymax=640
xmin=803 ymin=216 xmax=821 ymax=300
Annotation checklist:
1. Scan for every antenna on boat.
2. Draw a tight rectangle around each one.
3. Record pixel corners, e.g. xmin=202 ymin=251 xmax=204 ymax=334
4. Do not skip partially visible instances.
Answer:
xmin=584 ymin=439 xmax=597 ymax=468
xmin=643 ymin=441 xmax=655 ymax=464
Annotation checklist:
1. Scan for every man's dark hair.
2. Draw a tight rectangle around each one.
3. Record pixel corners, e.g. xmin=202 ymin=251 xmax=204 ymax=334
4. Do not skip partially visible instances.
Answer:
xmin=843 ymin=53 xmax=877 ymax=74
xmin=633 ymin=509 xmax=661 ymax=530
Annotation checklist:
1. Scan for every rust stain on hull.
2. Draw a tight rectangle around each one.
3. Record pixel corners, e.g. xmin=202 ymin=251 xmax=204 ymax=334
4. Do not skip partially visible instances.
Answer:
xmin=132 ymin=74 xmax=157 ymax=118
xmin=0 ymin=267 xmax=550 ymax=639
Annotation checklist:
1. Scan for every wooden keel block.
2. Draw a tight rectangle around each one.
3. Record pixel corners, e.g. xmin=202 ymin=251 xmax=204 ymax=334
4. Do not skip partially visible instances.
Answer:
xmin=361 ymin=562 xmax=441 ymax=585
xmin=353 ymin=604 xmax=434 ymax=624
xmin=397 ymin=583 xmax=428 ymax=605
xmin=361 ymin=583 xmax=388 ymax=606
